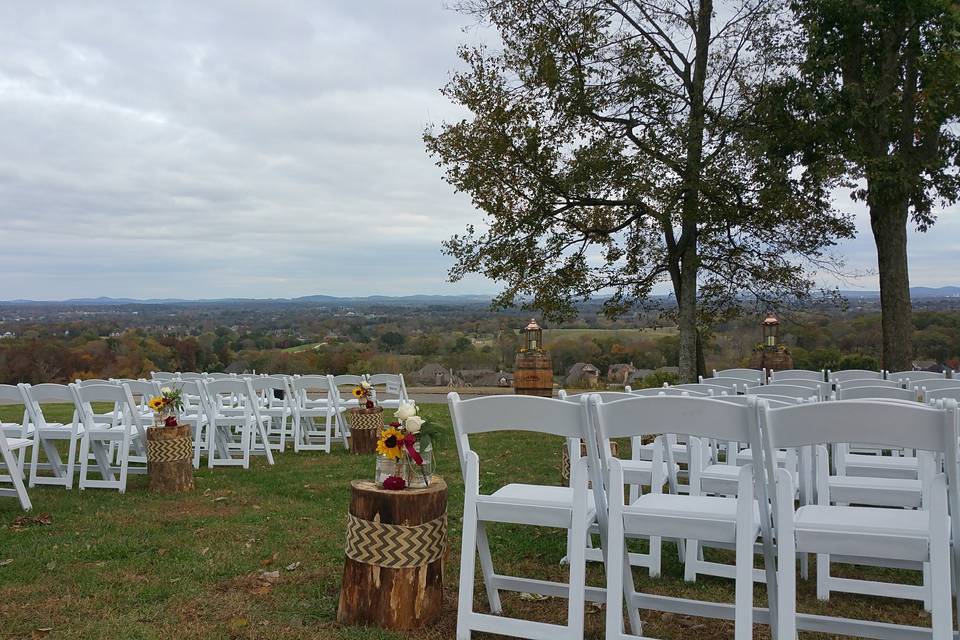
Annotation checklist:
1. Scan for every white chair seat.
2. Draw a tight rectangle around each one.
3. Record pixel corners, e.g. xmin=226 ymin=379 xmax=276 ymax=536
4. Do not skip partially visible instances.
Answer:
xmin=476 ymin=484 xmax=596 ymax=529
xmin=794 ymin=505 xmax=934 ymax=561
xmin=36 ymin=423 xmax=84 ymax=438
xmin=5 ymin=437 xmax=31 ymax=451
xmin=828 ymin=476 xmax=922 ymax=507
xmin=638 ymin=442 xmax=690 ymax=462
xmin=619 ymin=459 xmax=668 ymax=485
xmin=623 ymin=493 xmax=760 ymax=543
xmin=1 ymin=423 xmax=33 ymax=437
xmin=736 ymin=447 xmax=787 ymax=464
xmin=843 ymin=453 xmax=918 ymax=478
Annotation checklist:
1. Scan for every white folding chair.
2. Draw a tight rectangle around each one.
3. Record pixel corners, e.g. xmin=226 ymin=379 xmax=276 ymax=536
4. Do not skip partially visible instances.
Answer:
xmin=670 ymin=382 xmax=733 ymax=396
xmin=74 ymin=383 xmax=148 ymax=492
xmin=22 ymin=383 xmax=84 ymax=490
xmin=593 ymin=395 xmax=777 ymax=640
xmin=150 ymin=371 xmax=177 ymax=382
xmin=366 ymin=373 xmax=409 ymax=409
xmin=173 ymin=379 xmax=211 ymax=469
xmin=685 ymin=394 xmax=804 ymax=585
xmin=769 ymin=368 xmax=825 ymax=382
xmin=203 ymin=379 xmax=272 ymax=469
xmin=448 ymin=392 xmax=597 ymax=640
xmin=926 ymin=387 xmax=960 ymax=404
xmin=698 ymin=376 xmax=752 ymax=392
xmin=765 ymin=378 xmax=830 ymax=400
xmin=836 ymin=378 xmax=903 ymax=391
xmin=560 ymin=389 xmax=670 ymax=575
xmin=0 ymin=384 xmax=33 ymax=474
xmin=289 ymin=375 xmax=339 ymax=452
xmin=713 ymin=368 xmax=766 ymax=385
xmin=762 ymin=399 xmax=958 ymax=639
xmin=247 ymin=376 xmax=293 ymax=452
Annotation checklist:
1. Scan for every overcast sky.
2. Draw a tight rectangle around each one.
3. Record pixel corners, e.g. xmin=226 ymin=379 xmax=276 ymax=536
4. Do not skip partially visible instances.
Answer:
xmin=0 ymin=1 xmax=956 ymax=301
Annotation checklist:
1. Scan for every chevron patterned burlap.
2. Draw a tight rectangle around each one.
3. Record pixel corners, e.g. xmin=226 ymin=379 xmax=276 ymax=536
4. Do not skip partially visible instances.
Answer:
xmin=348 ymin=410 xmax=384 ymax=431
xmin=344 ymin=512 xmax=447 ymax=569
xmin=146 ymin=436 xmax=193 ymax=463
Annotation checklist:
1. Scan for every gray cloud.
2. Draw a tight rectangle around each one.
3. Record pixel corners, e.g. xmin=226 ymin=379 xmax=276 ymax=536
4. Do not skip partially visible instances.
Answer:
xmin=0 ymin=1 xmax=954 ymax=300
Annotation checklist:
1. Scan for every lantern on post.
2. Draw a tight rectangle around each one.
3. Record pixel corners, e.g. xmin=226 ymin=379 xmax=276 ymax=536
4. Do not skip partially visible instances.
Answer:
xmin=762 ymin=312 xmax=780 ymax=349
xmin=524 ymin=319 xmax=543 ymax=352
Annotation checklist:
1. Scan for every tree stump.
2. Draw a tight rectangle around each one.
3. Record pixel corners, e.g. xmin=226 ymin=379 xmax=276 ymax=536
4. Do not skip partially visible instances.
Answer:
xmin=146 ymin=425 xmax=194 ymax=493
xmin=337 ymin=477 xmax=447 ymax=630
xmin=347 ymin=407 xmax=383 ymax=455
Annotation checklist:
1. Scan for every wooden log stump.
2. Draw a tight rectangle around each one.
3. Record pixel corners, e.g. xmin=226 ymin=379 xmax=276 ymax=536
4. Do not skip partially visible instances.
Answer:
xmin=347 ymin=407 xmax=383 ymax=455
xmin=337 ymin=477 xmax=447 ymax=630
xmin=146 ymin=425 xmax=194 ymax=493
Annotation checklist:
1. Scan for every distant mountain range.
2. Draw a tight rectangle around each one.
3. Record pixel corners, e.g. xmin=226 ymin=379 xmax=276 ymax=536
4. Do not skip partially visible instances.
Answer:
xmin=0 ymin=294 xmax=495 ymax=306
xmin=2 ymin=286 xmax=959 ymax=306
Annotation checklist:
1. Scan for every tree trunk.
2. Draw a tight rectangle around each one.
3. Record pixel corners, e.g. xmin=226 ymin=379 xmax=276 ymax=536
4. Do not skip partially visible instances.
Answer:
xmin=870 ymin=198 xmax=913 ymax=371
xmin=676 ymin=258 xmax=699 ymax=383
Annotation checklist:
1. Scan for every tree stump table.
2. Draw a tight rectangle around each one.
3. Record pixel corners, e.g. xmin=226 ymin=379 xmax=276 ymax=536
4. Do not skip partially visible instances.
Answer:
xmin=337 ymin=477 xmax=447 ymax=630
xmin=146 ymin=425 xmax=194 ymax=493
xmin=346 ymin=407 xmax=383 ymax=455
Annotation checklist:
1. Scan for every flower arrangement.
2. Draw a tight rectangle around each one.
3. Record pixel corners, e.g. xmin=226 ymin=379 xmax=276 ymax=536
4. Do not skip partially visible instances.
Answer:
xmin=375 ymin=400 xmax=442 ymax=490
xmin=147 ymin=386 xmax=184 ymax=428
xmin=351 ymin=380 xmax=376 ymax=409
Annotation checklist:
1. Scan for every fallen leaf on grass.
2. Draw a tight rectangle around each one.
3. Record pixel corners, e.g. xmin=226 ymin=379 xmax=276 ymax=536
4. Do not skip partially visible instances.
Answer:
xmin=259 ymin=552 xmax=278 ymax=567
xmin=252 ymin=504 xmax=262 ymax=510
xmin=0 ymin=559 xmax=12 ymax=566
xmin=285 ymin=561 xmax=301 ymax=571
xmin=259 ymin=570 xmax=280 ymax=583
xmin=200 ymin=547 xmax=210 ymax=556
xmin=11 ymin=513 xmax=53 ymax=531
xmin=32 ymin=628 xmax=52 ymax=639
xmin=211 ymin=497 xmax=228 ymax=502
xmin=45 ymin=562 xmax=56 ymax=571
xmin=518 ymin=592 xmax=550 ymax=601
xmin=157 ymin=548 xmax=167 ymax=557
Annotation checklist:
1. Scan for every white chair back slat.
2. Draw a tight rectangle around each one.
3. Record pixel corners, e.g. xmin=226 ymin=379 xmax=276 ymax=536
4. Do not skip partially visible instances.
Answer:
xmin=827 ymin=369 xmax=884 ymax=383
xmin=835 ymin=385 xmax=916 ymax=401
xmin=713 ymin=368 xmax=765 ymax=384
xmin=770 ymin=369 xmax=825 ymax=382
xmin=887 ymin=370 xmax=947 ymax=384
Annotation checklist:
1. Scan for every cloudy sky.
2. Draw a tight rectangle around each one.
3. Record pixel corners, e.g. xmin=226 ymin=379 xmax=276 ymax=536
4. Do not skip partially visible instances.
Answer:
xmin=0 ymin=1 xmax=956 ymax=301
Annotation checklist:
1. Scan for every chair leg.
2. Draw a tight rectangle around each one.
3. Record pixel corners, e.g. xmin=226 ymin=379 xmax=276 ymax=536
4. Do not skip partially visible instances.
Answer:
xmin=457 ymin=506 xmax=479 ymax=639
xmin=65 ymin=436 xmax=77 ymax=490
xmin=816 ymin=554 xmax=830 ymax=600
xmin=1 ymin=445 xmax=31 ymax=511
xmin=734 ymin=530 xmax=754 ymax=640
xmin=78 ymin=435 xmax=91 ymax=490
xmin=476 ymin=523 xmax=502 ymax=614
xmin=683 ymin=538 xmax=699 ymax=582
xmin=28 ymin=433 xmax=41 ymax=488
xmin=648 ymin=535 xmax=661 ymax=578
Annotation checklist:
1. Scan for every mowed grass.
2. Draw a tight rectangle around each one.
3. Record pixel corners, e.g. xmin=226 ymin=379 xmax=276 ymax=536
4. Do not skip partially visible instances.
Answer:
xmin=0 ymin=404 xmax=935 ymax=639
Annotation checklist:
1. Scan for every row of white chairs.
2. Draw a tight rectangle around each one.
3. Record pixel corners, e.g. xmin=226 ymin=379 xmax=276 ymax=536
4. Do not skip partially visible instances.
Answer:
xmin=0 ymin=371 xmax=410 ymax=507
xmin=450 ymin=389 xmax=960 ymax=639
xmin=708 ymin=366 xmax=952 ymax=387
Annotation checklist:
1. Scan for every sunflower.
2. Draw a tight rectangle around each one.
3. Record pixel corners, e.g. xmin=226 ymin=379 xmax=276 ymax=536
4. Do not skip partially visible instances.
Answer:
xmin=147 ymin=397 xmax=165 ymax=411
xmin=376 ymin=427 xmax=404 ymax=460
xmin=352 ymin=386 xmax=366 ymax=398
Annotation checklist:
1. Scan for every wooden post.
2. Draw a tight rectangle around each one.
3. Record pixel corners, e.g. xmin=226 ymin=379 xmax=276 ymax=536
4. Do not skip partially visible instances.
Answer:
xmin=146 ymin=425 xmax=194 ymax=493
xmin=347 ymin=408 xmax=383 ymax=454
xmin=337 ymin=477 xmax=447 ymax=630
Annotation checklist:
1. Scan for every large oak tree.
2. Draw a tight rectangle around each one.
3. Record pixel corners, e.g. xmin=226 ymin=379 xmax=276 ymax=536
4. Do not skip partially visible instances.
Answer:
xmin=426 ymin=0 xmax=853 ymax=381
xmin=788 ymin=0 xmax=960 ymax=371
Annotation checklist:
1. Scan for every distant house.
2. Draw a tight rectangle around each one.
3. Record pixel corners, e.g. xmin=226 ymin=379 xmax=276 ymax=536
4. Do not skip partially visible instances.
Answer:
xmin=224 ymin=359 xmax=251 ymax=375
xmin=607 ymin=363 xmax=635 ymax=384
xmin=409 ymin=363 xmax=461 ymax=387
xmin=626 ymin=369 xmax=655 ymax=386
xmin=912 ymin=360 xmax=950 ymax=373
xmin=565 ymin=362 xmax=600 ymax=388
xmin=475 ymin=370 xmax=514 ymax=387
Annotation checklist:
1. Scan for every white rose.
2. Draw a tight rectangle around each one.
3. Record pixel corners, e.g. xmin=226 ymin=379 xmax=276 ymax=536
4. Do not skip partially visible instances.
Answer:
xmin=160 ymin=387 xmax=171 ymax=394
xmin=395 ymin=400 xmax=418 ymax=421
xmin=360 ymin=381 xmax=372 ymax=390
xmin=404 ymin=416 xmax=426 ymax=435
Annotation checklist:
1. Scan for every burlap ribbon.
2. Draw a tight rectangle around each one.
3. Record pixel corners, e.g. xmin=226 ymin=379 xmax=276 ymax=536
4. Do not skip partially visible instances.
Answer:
xmin=147 ymin=436 xmax=193 ymax=463
xmin=344 ymin=512 xmax=447 ymax=569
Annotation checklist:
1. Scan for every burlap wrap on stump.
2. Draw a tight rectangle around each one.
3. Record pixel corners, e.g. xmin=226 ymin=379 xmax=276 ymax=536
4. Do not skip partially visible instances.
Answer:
xmin=146 ymin=435 xmax=193 ymax=462
xmin=344 ymin=512 xmax=447 ymax=569
xmin=347 ymin=410 xmax=383 ymax=430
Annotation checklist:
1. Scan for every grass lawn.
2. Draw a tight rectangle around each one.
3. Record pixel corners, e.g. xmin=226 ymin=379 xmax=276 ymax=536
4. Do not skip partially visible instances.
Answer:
xmin=0 ymin=404 xmax=934 ymax=639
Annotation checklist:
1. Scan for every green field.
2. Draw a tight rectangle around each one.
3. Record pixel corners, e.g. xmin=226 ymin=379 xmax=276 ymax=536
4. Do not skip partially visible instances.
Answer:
xmin=544 ymin=327 xmax=678 ymax=340
xmin=0 ymin=403 xmax=930 ymax=639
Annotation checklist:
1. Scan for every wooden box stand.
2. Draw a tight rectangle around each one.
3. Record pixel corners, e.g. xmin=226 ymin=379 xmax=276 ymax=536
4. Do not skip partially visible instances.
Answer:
xmin=347 ymin=407 xmax=384 ymax=455
xmin=514 ymin=350 xmax=554 ymax=397
xmin=337 ymin=477 xmax=447 ymax=630
xmin=146 ymin=424 xmax=194 ymax=493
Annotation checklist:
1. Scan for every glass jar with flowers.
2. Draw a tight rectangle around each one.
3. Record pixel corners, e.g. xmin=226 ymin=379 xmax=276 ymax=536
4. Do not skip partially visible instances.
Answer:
xmin=147 ymin=386 xmax=184 ymax=428
xmin=375 ymin=401 xmax=442 ymax=489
